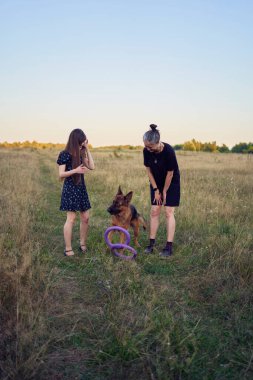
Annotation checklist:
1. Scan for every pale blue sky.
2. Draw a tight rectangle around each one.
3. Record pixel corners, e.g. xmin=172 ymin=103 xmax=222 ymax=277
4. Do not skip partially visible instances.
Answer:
xmin=0 ymin=0 xmax=252 ymax=147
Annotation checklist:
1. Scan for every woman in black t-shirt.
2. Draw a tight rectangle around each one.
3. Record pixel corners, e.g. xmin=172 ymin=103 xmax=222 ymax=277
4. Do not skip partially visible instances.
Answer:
xmin=143 ymin=124 xmax=180 ymax=258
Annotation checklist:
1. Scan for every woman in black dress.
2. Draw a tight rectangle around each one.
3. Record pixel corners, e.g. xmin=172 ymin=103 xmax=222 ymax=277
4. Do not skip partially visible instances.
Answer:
xmin=57 ymin=129 xmax=95 ymax=256
xmin=143 ymin=124 xmax=180 ymax=257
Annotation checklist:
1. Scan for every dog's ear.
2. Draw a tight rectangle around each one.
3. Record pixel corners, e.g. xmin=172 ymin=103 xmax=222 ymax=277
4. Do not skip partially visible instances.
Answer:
xmin=117 ymin=186 xmax=123 ymax=195
xmin=125 ymin=191 xmax=133 ymax=203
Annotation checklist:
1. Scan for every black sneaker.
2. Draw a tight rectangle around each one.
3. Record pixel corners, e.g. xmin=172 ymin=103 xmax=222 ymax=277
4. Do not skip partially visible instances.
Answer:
xmin=159 ymin=247 xmax=172 ymax=258
xmin=144 ymin=245 xmax=154 ymax=254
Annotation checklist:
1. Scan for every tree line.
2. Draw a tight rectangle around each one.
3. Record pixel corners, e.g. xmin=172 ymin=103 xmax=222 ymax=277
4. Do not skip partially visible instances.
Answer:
xmin=174 ymin=139 xmax=253 ymax=153
xmin=0 ymin=140 xmax=252 ymax=153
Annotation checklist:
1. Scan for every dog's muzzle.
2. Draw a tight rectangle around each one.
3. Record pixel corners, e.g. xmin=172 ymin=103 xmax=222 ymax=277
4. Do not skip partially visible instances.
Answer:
xmin=107 ymin=206 xmax=120 ymax=215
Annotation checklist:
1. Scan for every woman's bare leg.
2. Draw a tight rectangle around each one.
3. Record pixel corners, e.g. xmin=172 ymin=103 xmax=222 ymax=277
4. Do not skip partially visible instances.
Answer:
xmin=80 ymin=210 xmax=89 ymax=250
xmin=149 ymin=205 xmax=162 ymax=239
xmin=64 ymin=211 xmax=76 ymax=255
xmin=165 ymin=206 xmax=175 ymax=242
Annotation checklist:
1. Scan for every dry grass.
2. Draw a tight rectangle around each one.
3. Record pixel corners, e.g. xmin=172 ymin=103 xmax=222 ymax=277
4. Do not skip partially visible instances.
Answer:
xmin=0 ymin=150 xmax=60 ymax=379
xmin=0 ymin=148 xmax=252 ymax=379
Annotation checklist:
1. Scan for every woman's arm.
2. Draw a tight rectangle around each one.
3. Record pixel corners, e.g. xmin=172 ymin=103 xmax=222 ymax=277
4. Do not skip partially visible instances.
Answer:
xmin=146 ymin=167 xmax=157 ymax=189
xmin=82 ymin=140 xmax=95 ymax=170
xmin=58 ymin=164 xmax=88 ymax=179
xmin=163 ymin=171 xmax=173 ymax=204
xmin=146 ymin=167 xmax=162 ymax=205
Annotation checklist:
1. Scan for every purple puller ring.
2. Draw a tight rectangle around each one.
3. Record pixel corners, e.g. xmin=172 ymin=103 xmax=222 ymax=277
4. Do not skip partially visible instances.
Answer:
xmin=104 ymin=226 xmax=137 ymax=260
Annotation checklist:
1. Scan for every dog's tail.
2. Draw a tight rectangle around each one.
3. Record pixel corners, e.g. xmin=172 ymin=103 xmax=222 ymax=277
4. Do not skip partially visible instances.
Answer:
xmin=138 ymin=214 xmax=147 ymax=230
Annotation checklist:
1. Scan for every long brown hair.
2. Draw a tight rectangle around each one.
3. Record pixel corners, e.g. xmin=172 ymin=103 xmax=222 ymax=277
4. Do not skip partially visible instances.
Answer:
xmin=65 ymin=129 xmax=86 ymax=184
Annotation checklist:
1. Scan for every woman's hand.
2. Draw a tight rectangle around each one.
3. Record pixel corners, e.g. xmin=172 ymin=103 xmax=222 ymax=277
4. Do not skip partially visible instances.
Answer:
xmin=82 ymin=139 xmax=95 ymax=170
xmin=81 ymin=139 xmax=89 ymax=150
xmin=153 ymin=190 xmax=162 ymax=205
xmin=75 ymin=164 xmax=89 ymax=174
xmin=163 ymin=190 xmax=167 ymax=205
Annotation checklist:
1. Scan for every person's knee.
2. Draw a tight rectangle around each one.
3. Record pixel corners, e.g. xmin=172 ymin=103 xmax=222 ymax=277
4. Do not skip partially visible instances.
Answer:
xmin=80 ymin=212 xmax=89 ymax=224
xmin=150 ymin=208 xmax=161 ymax=218
xmin=66 ymin=214 xmax=76 ymax=225
xmin=165 ymin=208 xmax=174 ymax=219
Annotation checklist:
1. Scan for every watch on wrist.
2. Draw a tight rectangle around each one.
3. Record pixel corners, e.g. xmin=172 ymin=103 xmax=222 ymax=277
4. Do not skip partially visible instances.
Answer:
xmin=153 ymin=187 xmax=158 ymax=192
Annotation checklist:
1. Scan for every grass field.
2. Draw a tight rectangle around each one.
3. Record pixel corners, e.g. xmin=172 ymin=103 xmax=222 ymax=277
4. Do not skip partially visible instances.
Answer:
xmin=0 ymin=148 xmax=252 ymax=380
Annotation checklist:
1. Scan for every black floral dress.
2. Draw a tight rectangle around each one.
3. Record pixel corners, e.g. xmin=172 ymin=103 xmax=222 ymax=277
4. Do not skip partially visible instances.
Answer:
xmin=57 ymin=151 xmax=91 ymax=212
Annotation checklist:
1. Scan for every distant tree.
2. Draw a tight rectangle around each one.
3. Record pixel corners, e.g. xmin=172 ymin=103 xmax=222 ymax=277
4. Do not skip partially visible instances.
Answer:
xmin=231 ymin=142 xmax=253 ymax=153
xmin=183 ymin=139 xmax=206 ymax=152
xmin=182 ymin=139 xmax=226 ymax=152
xmin=174 ymin=144 xmax=183 ymax=150
xmin=192 ymin=139 xmax=202 ymax=151
xmin=183 ymin=140 xmax=196 ymax=151
xmin=218 ymin=144 xmax=230 ymax=153
xmin=0 ymin=141 xmax=66 ymax=149
xmin=202 ymin=141 xmax=217 ymax=152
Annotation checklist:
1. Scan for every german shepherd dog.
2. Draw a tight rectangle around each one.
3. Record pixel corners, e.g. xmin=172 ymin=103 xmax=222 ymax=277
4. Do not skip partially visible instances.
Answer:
xmin=107 ymin=186 xmax=147 ymax=246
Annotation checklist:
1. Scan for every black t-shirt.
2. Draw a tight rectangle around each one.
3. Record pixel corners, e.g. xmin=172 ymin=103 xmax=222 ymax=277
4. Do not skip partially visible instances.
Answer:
xmin=143 ymin=142 xmax=180 ymax=189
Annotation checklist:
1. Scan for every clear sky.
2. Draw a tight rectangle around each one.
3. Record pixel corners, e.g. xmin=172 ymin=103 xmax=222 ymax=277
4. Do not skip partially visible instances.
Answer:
xmin=0 ymin=0 xmax=252 ymax=147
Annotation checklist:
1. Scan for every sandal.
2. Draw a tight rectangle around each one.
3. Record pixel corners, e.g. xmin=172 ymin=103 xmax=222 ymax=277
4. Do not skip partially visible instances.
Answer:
xmin=79 ymin=244 xmax=87 ymax=253
xmin=64 ymin=249 xmax=75 ymax=257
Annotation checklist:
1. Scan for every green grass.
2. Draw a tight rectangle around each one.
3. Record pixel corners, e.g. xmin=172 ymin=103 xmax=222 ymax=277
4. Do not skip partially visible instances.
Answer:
xmin=0 ymin=148 xmax=252 ymax=379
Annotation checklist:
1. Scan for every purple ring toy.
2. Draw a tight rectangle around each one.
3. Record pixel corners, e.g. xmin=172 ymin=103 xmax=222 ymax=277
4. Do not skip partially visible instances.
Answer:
xmin=104 ymin=226 xmax=137 ymax=260
xmin=104 ymin=226 xmax=131 ymax=248
xmin=111 ymin=243 xmax=137 ymax=260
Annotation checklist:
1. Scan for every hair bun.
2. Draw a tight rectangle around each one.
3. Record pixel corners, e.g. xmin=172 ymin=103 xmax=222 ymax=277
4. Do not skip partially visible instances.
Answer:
xmin=150 ymin=124 xmax=158 ymax=131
